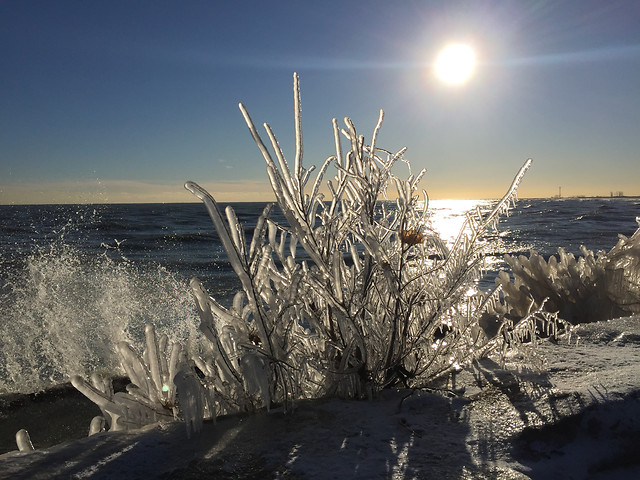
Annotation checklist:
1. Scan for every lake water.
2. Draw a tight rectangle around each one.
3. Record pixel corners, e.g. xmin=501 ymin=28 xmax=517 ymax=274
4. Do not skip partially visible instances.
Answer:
xmin=1 ymin=198 xmax=638 ymax=395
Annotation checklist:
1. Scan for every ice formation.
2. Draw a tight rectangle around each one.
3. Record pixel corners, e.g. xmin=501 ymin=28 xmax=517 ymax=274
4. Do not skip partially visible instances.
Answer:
xmin=15 ymin=429 xmax=34 ymax=452
xmin=495 ymin=218 xmax=640 ymax=324
xmin=4 ymin=74 xmax=637 ymax=467
xmin=173 ymin=367 xmax=205 ymax=438
xmin=71 ymin=323 xmax=216 ymax=436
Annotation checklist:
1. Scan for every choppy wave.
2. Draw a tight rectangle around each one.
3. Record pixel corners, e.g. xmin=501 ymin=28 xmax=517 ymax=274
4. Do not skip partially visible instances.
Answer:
xmin=0 ymin=240 xmax=202 ymax=394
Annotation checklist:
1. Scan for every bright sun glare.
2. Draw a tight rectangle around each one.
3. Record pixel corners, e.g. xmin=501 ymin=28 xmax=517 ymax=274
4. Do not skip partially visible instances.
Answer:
xmin=435 ymin=44 xmax=476 ymax=85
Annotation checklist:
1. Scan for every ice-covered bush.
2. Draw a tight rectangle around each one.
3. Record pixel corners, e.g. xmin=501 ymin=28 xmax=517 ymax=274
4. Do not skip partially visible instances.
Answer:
xmin=186 ymin=73 xmax=559 ymax=413
xmin=495 ymin=219 xmax=640 ymax=323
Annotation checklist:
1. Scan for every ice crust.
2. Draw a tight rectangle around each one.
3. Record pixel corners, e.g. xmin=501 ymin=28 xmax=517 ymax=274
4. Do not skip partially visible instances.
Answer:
xmin=70 ymin=323 xmax=217 ymax=436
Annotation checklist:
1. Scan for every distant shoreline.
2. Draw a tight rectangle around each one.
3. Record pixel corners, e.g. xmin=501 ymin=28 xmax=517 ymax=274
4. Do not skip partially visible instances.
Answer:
xmin=1 ymin=195 xmax=639 ymax=207
xmin=551 ymin=195 xmax=640 ymax=200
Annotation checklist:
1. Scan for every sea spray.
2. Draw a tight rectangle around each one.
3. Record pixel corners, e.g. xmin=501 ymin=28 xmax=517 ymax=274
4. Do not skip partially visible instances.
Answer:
xmin=0 ymin=239 xmax=202 ymax=394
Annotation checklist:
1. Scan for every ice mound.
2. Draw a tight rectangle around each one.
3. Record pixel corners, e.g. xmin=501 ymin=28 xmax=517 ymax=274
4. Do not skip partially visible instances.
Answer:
xmin=496 ymin=220 xmax=640 ymax=324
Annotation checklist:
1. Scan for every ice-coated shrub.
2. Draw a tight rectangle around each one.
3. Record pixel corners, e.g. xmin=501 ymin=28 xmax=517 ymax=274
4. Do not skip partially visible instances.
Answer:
xmin=495 ymin=219 xmax=640 ymax=324
xmin=185 ymin=73 xmax=559 ymax=413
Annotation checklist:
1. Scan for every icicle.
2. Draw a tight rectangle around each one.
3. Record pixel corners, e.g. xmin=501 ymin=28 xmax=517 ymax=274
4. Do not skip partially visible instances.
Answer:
xmin=289 ymin=234 xmax=298 ymax=258
xmin=16 ymin=429 xmax=34 ymax=452
xmin=249 ymin=203 xmax=273 ymax=260
xmin=350 ymin=241 xmax=362 ymax=273
xmin=332 ymin=250 xmax=344 ymax=303
xmin=173 ymin=367 xmax=205 ymax=439
xmin=88 ymin=416 xmax=106 ymax=436
xmin=370 ymin=109 xmax=384 ymax=160
xmin=144 ymin=324 xmax=164 ymax=398
xmin=116 ymin=342 xmax=155 ymax=400
xmin=293 ymin=72 xmax=303 ymax=187
xmin=158 ymin=335 xmax=169 ymax=392
xmin=278 ymin=229 xmax=287 ymax=259
xmin=225 ymin=205 xmax=246 ymax=257
xmin=167 ymin=343 xmax=184 ymax=404
xmin=192 ymin=356 xmax=218 ymax=422
xmin=239 ymin=352 xmax=271 ymax=410
xmin=264 ymin=122 xmax=297 ymax=198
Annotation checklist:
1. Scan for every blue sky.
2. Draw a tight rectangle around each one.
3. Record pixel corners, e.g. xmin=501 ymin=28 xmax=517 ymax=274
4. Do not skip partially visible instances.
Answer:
xmin=1 ymin=0 xmax=639 ymax=204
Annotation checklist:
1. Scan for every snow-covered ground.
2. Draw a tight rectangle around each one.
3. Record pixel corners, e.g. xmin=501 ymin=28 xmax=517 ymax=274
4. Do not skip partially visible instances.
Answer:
xmin=2 ymin=316 xmax=640 ymax=479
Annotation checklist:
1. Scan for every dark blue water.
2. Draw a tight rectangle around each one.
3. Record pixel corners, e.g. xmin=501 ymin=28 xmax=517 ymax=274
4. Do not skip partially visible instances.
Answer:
xmin=497 ymin=197 xmax=639 ymax=258
xmin=0 ymin=203 xmax=288 ymax=304
xmin=2 ymin=199 xmax=637 ymax=293
xmin=0 ymin=198 xmax=638 ymax=394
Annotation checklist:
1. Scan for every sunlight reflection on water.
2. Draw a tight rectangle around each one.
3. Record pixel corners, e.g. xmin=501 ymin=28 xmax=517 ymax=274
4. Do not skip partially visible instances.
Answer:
xmin=426 ymin=199 xmax=492 ymax=245
xmin=422 ymin=199 xmax=506 ymax=291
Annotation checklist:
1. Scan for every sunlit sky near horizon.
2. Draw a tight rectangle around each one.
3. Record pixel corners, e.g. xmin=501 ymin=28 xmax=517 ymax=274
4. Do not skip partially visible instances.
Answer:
xmin=1 ymin=0 xmax=639 ymax=204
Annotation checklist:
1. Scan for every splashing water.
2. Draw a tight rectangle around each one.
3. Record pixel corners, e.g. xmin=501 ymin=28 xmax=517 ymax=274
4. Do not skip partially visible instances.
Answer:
xmin=0 ymin=238 xmax=202 ymax=394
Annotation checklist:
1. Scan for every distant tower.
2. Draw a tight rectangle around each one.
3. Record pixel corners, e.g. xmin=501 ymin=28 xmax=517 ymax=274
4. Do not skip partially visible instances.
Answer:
xmin=558 ymin=186 xmax=562 ymax=199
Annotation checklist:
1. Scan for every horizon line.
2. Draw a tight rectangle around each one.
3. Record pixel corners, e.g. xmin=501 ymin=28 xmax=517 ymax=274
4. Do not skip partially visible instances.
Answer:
xmin=2 ymin=194 xmax=639 ymax=207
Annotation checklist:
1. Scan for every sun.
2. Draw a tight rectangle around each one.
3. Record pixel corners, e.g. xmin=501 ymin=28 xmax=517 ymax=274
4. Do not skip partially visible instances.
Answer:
xmin=435 ymin=44 xmax=476 ymax=85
